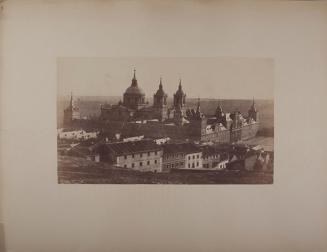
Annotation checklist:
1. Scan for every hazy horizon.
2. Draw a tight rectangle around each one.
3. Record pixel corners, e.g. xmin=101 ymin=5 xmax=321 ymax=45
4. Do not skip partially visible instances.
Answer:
xmin=58 ymin=57 xmax=274 ymax=100
xmin=59 ymin=94 xmax=274 ymax=101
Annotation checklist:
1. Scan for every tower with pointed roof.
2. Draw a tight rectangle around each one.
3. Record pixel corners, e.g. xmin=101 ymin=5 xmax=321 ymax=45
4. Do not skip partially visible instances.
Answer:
xmin=173 ymin=79 xmax=186 ymax=111
xmin=63 ymin=92 xmax=80 ymax=126
xmin=248 ymin=98 xmax=259 ymax=122
xmin=186 ymin=97 xmax=207 ymax=137
xmin=123 ymin=69 xmax=146 ymax=110
xmin=215 ymin=100 xmax=223 ymax=118
xmin=153 ymin=77 xmax=168 ymax=121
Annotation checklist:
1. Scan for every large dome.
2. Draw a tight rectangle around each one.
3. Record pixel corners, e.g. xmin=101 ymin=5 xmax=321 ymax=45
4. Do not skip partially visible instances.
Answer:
xmin=124 ymin=85 xmax=145 ymax=96
xmin=124 ymin=69 xmax=145 ymax=96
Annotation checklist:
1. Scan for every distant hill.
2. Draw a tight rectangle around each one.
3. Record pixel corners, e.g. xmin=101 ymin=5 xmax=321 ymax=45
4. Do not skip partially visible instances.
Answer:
xmin=57 ymin=96 xmax=273 ymax=129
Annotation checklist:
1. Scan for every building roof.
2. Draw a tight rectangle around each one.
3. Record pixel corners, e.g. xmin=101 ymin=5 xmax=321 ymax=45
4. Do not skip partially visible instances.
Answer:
xmin=124 ymin=85 xmax=145 ymax=96
xmin=106 ymin=140 xmax=161 ymax=156
xmin=163 ymin=143 xmax=200 ymax=155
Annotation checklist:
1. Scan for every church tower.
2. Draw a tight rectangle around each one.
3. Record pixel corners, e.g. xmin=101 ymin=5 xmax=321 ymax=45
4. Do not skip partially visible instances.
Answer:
xmin=173 ymin=79 xmax=186 ymax=117
xmin=153 ymin=77 xmax=168 ymax=121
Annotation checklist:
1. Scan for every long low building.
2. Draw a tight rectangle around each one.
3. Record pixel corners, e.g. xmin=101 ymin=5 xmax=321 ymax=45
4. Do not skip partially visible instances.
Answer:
xmin=93 ymin=139 xmax=240 ymax=173
xmin=97 ymin=140 xmax=163 ymax=172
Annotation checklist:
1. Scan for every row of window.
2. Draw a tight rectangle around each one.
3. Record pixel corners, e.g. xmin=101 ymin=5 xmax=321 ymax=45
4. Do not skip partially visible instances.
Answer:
xmin=203 ymin=154 xmax=221 ymax=160
xmin=188 ymin=162 xmax=200 ymax=168
xmin=123 ymin=159 xmax=159 ymax=168
xmin=164 ymin=162 xmax=184 ymax=169
xmin=163 ymin=153 xmax=184 ymax=160
xmin=203 ymin=162 xmax=227 ymax=169
xmin=188 ymin=154 xmax=200 ymax=160
xmin=124 ymin=151 xmax=158 ymax=159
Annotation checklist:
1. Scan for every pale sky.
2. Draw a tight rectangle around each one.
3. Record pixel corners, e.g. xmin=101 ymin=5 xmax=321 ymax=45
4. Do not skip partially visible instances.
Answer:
xmin=58 ymin=57 xmax=273 ymax=100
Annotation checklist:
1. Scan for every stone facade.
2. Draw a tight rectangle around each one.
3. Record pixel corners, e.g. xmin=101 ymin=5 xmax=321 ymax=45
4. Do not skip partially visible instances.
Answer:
xmin=185 ymin=151 xmax=203 ymax=169
xmin=98 ymin=140 xmax=163 ymax=172
xmin=116 ymin=150 xmax=163 ymax=172
xmin=97 ymin=69 xmax=260 ymax=143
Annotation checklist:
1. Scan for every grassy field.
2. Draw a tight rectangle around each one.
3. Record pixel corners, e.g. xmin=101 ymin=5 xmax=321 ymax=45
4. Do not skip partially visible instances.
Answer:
xmin=58 ymin=155 xmax=273 ymax=184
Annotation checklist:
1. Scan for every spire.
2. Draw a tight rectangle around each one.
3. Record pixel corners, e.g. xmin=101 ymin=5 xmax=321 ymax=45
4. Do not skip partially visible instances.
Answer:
xmin=196 ymin=97 xmax=201 ymax=112
xmin=131 ymin=68 xmax=138 ymax=87
xmin=250 ymin=97 xmax=256 ymax=111
xmin=248 ymin=97 xmax=257 ymax=119
xmin=179 ymin=78 xmax=182 ymax=90
xmin=159 ymin=76 xmax=163 ymax=89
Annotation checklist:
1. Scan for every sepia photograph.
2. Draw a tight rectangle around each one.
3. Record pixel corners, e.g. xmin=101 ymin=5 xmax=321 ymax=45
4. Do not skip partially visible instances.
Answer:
xmin=3 ymin=0 xmax=327 ymax=251
xmin=57 ymin=57 xmax=274 ymax=184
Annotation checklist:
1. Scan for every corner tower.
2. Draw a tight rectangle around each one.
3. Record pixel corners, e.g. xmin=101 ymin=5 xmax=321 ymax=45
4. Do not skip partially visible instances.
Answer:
xmin=248 ymin=98 xmax=259 ymax=122
xmin=63 ymin=92 xmax=80 ymax=127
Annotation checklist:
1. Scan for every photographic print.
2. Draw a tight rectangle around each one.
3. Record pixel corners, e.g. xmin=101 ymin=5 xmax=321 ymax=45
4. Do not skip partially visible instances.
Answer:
xmin=57 ymin=58 xmax=274 ymax=184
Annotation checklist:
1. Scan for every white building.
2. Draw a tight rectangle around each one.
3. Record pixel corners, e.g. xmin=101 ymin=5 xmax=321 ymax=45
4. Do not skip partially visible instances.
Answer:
xmin=58 ymin=129 xmax=99 ymax=140
xmin=99 ymin=140 xmax=163 ymax=172
xmin=185 ymin=150 xmax=203 ymax=169
xmin=154 ymin=137 xmax=170 ymax=145
xmin=123 ymin=135 xmax=144 ymax=142
xmin=162 ymin=143 xmax=202 ymax=171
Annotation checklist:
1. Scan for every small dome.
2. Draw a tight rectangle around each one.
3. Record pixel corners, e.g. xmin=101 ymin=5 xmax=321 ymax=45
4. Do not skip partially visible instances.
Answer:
xmin=124 ymin=85 xmax=145 ymax=96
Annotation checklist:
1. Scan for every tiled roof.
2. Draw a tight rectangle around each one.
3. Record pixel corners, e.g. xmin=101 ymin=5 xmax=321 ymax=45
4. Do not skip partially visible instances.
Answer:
xmin=106 ymin=140 xmax=161 ymax=156
xmin=163 ymin=143 xmax=200 ymax=155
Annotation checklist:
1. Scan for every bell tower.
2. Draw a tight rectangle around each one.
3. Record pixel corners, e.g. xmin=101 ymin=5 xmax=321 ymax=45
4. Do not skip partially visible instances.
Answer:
xmin=153 ymin=77 xmax=168 ymax=121
xmin=173 ymin=79 xmax=186 ymax=111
